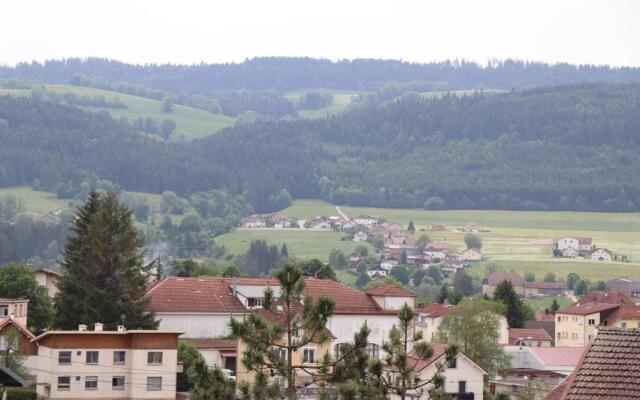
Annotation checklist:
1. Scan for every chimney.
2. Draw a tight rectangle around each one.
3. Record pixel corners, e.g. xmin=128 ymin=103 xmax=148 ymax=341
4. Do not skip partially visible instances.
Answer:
xmin=78 ymin=324 xmax=87 ymax=332
xmin=117 ymin=325 xmax=127 ymax=332
xmin=94 ymin=322 xmax=103 ymax=332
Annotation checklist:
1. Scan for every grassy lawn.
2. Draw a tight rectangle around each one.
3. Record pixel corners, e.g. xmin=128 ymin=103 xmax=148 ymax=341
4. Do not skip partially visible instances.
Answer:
xmin=335 ymin=269 xmax=359 ymax=285
xmin=215 ymin=228 xmax=371 ymax=261
xmin=284 ymin=89 xmax=365 ymax=119
xmin=0 ymin=186 xmax=68 ymax=216
xmin=278 ymin=199 xmax=341 ymax=219
xmin=524 ymin=296 xmax=573 ymax=311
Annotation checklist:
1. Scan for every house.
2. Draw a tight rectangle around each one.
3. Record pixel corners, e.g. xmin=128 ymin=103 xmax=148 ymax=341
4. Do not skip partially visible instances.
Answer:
xmin=523 ymin=281 xmax=565 ymax=298
xmin=0 ymin=298 xmax=29 ymax=326
xmin=0 ymin=316 xmax=38 ymax=374
xmin=365 ymin=284 xmax=416 ymax=311
xmin=271 ymin=215 xmax=294 ymax=228
xmin=508 ymin=328 xmax=553 ymax=347
xmin=504 ymin=346 xmax=586 ymax=375
xmin=425 ymin=241 xmax=451 ymax=252
xmin=146 ymin=277 xmax=416 ymax=368
xmin=460 ymin=248 xmax=482 ymax=262
xmin=577 ymin=237 xmax=592 ymax=253
xmin=415 ymin=304 xmax=455 ymax=341
xmin=553 ymin=327 xmax=640 ymax=400
xmin=605 ymin=277 xmax=640 ymax=300
xmin=400 ymin=344 xmax=486 ymax=400
xmin=33 ymin=268 xmax=62 ymax=298
xmin=32 ymin=324 xmax=182 ymax=400
xmin=380 ymin=257 xmax=399 ymax=271
xmin=309 ymin=216 xmax=332 ymax=230
xmin=243 ymin=215 xmax=266 ymax=228
xmin=441 ymin=260 xmax=466 ymax=277
xmin=525 ymin=318 xmax=556 ymax=341
xmin=367 ymin=266 xmax=388 ymax=278
xmin=353 ymin=231 xmax=368 ymax=242
xmin=482 ymin=272 xmax=525 ymax=297
xmin=554 ymin=237 xmax=580 ymax=252
xmin=463 ymin=223 xmax=480 ymax=233
xmin=407 ymin=254 xmax=429 ymax=266
xmin=429 ymin=223 xmax=446 ymax=231
xmin=590 ymin=248 xmax=612 ymax=261
xmin=352 ymin=215 xmax=379 ymax=227
xmin=423 ymin=250 xmax=447 ymax=261
xmin=236 ymin=303 xmax=335 ymax=392
xmin=491 ymin=369 xmax=567 ymax=399
xmin=561 ymin=247 xmax=578 ymax=258
xmin=555 ymin=291 xmax=640 ymax=347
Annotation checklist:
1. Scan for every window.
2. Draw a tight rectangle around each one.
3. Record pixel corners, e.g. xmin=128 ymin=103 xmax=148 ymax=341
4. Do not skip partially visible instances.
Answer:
xmin=58 ymin=351 xmax=72 ymax=365
xmin=292 ymin=328 xmax=299 ymax=337
xmin=448 ymin=357 xmax=457 ymax=369
xmin=147 ymin=377 xmax=162 ymax=391
xmin=588 ymin=319 xmax=596 ymax=326
xmin=112 ymin=376 xmax=125 ymax=390
xmin=57 ymin=376 xmax=71 ymax=390
xmin=366 ymin=343 xmax=380 ymax=359
xmin=278 ymin=348 xmax=287 ymax=362
xmin=458 ymin=380 xmax=467 ymax=394
xmin=86 ymin=351 xmax=99 ymax=364
xmin=113 ymin=351 xmax=126 ymax=364
xmin=85 ymin=376 xmax=98 ymax=390
xmin=275 ymin=375 xmax=287 ymax=389
xmin=0 ymin=306 xmax=8 ymax=317
xmin=303 ymin=348 xmax=315 ymax=363
xmin=247 ymin=298 xmax=263 ymax=308
xmin=621 ymin=321 xmax=627 ymax=328
xmin=147 ymin=351 xmax=163 ymax=365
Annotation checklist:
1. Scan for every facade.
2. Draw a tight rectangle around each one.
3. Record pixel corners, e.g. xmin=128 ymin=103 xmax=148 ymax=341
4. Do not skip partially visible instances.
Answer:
xmin=590 ymin=248 xmax=612 ymax=261
xmin=33 ymin=326 xmax=182 ymax=400
xmin=554 ymin=237 xmax=580 ymax=252
xmin=555 ymin=291 xmax=640 ymax=347
xmin=367 ymin=266 xmax=388 ymax=278
xmin=415 ymin=304 xmax=454 ymax=342
xmin=460 ymin=248 xmax=482 ymax=261
xmin=401 ymin=344 xmax=486 ymax=400
xmin=243 ymin=215 xmax=267 ymax=228
xmin=482 ymin=272 xmax=565 ymax=298
xmin=352 ymin=215 xmax=379 ymax=227
xmin=34 ymin=268 xmax=62 ymax=298
xmin=181 ymin=338 xmax=237 ymax=375
xmin=0 ymin=298 xmax=29 ymax=326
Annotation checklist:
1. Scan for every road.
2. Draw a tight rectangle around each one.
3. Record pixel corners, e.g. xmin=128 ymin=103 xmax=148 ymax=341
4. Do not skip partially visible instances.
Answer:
xmin=336 ymin=206 xmax=349 ymax=220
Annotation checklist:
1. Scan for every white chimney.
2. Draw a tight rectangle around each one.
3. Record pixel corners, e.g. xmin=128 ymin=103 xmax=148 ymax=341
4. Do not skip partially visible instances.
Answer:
xmin=117 ymin=325 xmax=126 ymax=332
xmin=94 ymin=322 xmax=103 ymax=332
xmin=78 ymin=324 xmax=87 ymax=332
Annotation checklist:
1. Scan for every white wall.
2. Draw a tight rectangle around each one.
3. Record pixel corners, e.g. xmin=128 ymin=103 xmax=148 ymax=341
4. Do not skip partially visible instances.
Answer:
xmin=327 ymin=315 xmax=401 ymax=352
xmin=155 ymin=312 xmax=242 ymax=338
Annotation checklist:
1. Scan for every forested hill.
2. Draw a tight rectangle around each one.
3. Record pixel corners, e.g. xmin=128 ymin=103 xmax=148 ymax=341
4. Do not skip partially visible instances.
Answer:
xmin=0 ymin=83 xmax=639 ymax=212
xmin=2 ymin=57 xmax=640 ymax=93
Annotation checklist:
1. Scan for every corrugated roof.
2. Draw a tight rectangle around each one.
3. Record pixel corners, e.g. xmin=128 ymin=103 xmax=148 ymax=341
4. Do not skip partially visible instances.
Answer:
xmin=529 ymin=347 xmax=586 ymax=367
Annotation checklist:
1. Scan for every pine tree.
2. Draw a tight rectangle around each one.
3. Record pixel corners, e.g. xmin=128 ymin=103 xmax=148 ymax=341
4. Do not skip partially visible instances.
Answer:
xmin=53 ymin=191 xmax=158 ymax=330
xmin=493 ymin=280 xmax=526 ymax=328
xmin=407 ymin=221 xmax=415 ymax=234
xmin=281 ymin=243 xmax=289 ymax=259
xmin=437 ymin=284 xmax=449 ymax=304
xmin=550 ymin=298 xmax=560 ymax=314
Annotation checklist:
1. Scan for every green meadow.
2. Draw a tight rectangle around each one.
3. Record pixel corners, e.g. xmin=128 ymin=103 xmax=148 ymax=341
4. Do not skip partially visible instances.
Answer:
xmin=0 ymin=186 xmax=68 ymax=216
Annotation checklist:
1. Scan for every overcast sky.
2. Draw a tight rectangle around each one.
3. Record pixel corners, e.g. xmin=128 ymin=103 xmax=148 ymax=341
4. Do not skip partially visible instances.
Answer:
xmin=2 ymin=0 xmax=639 ymax=67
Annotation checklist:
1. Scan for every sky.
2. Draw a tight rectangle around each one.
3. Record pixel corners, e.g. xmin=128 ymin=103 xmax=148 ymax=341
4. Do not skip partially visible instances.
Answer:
xmin=1 ymin=0 xmax=639 ymax=67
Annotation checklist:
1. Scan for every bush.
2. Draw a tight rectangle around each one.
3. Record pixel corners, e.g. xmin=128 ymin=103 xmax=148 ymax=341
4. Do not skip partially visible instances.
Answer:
xmin=6 ymin=388 xmax=37 ymax=400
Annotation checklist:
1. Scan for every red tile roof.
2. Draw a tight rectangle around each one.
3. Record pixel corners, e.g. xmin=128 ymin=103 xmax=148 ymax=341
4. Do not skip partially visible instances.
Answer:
xmin=416 ymin=304 xmax=454 ymax=318
xmin=0 ymin=316 xmax=35 ymax=339
xmin=487 ymin=271 xmax=524 ymax=287
xmin=545 ymin=379 xmax=569 ymax=400
xmin=145 ymin=277 xmax=247 ymax=313
xmin=528 ymin=347 xmax=586 ymax=367
xmin=425 ymin=242 xmax=450 ymax=250
xmin=536 ymin=310 xmax=557 ymax=322
xmin=577 ymin=237 xmax=592 ymax=245
xmin=304 ymin=278 xmax=388 ymax=315
xmin=562 ymin=327 xmax=640 ymax=400
xmin=407 ymin=343 xmax=448 ymax=372
xmin=502 ymin=368 xmax=566 ymax=379
xmin=557 ymin=291 xmax=640 ymax=318
xmin=181 ymin=338 xmax=236 ymax=350
xmin=365 ymin=284 xmax=416 ymax=297
xmin=508 ymin=328 xmax=553 ymax=344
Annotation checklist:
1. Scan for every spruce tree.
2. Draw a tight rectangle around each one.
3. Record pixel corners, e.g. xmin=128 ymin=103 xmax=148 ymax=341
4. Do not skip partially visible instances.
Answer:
xmin=407 ymin=221 xmax=415 ymax=234
xmin=53 ymin=191 xmax=158 ymax=330
xmin=493 ymin=280 xmax=526 ymax=328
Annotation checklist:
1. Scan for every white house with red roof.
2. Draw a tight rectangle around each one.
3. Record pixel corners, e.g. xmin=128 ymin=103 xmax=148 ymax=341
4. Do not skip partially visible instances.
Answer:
xmin=400 ymin=343 xmax=486 ymax=400
xmin=146 ymin=277 xmax=417 ymax=369
xmin=508 ymin=328 xmax=553 ymax=347
xmin=415 ymin=304 xmax=455 ymax=341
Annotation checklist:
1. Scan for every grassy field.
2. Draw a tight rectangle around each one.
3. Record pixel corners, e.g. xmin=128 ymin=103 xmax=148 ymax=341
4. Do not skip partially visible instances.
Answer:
xmin=284 ymin=89 xmax=365 ymax=119
xmin=215 ymin=228 xmax=371 ymax=261
xmin=0 ymin=186 xmax=68 ymax=216
xmin=524 ymin=296 xmax=573 ymax=311
xmin=0 ymin=84 xmax=234 ymax=140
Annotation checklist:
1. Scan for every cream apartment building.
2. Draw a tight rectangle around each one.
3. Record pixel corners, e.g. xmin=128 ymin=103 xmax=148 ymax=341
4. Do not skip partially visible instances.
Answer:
xmin=33 ymin=324 xmax=182 ymax=400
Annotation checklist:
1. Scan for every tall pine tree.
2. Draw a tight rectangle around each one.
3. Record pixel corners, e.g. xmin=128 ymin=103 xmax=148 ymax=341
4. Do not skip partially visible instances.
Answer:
xmin=53 ymin=191 xmax=158 ymax=330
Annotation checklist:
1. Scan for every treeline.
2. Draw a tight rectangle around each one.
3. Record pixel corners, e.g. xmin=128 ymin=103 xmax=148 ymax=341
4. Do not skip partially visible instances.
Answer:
xmin=2 ymin=57 xmax=640 ymax=94
xmin=1 ymin=83 xmax=639 ymax=212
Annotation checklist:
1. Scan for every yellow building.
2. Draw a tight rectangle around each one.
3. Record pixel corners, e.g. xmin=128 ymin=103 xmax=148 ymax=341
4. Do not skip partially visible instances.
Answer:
xmin=555 ymin=291 xmax=640 ymax=347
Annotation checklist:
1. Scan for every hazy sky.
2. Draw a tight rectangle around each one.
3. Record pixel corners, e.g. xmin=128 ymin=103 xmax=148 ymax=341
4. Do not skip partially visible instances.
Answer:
xmin=2 ymin=0 xmax=639 ymax=66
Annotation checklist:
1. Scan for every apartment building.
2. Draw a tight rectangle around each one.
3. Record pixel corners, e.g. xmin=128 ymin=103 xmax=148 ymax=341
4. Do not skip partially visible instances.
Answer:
xmin=32 ymin=324 xmax=182 ymax=400
xmin=555 ymin=291 xmax=640 ymax=347
xmin=0 ymin=298 xmax=29 ymax=326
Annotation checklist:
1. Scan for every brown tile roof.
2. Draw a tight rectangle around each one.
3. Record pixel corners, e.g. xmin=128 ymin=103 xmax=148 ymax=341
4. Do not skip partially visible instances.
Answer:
xmin=536 ymin=310 xmax=557 ymax=322
xmin=487 ymin=271 xmax=524 ymax=287
xmin=563 ymin=327 xmax=640 ymax=400
xmin=545 ymin=379 xmax=569 ymax=400
xmin=145 ymin=277 xmax=247 ymax=313
xmin=508 ymin=328 xmax=553 ymax=344
xmin=304 ymin=278 xmax=388 ymax=315
xmin=181 ymin=338 xmax=236 ymax=350
xmin=557 ymin=302 xmax=620 ymax=316
xmin=501 ymin=368 xmax=565 ymax=379
xmin=416 ymin=304 xmax=454 ymax=318
xmin=365 ymin=284 xmax=416 ymax=297
xmin=407 ymin=343 xmax=448 ymax=372
xmin=577 ymin=237 xmax=592 ymax=245
xmin=524 ymin=320 xmax=555 ymax=339
xmin=557 ymin=291 xmax=640 ymax=318
xmin=524 ymin=281 xmax=565 ymax=289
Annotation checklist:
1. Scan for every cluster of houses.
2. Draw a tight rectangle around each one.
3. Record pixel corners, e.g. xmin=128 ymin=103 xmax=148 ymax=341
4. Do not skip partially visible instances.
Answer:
xmin=482 ymin=271 xmax=566 ymax=299
xmin=4 ymin=266 xmax=640 ymax=399
xmin=552 ymin=236 xmax=615 ymax=261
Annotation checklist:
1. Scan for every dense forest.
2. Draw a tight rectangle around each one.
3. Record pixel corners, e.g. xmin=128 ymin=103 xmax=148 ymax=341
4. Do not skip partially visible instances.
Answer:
xmin=1 ymin=83 xmax=639 ymax=212
xmin=2 ymin=57 xmax=640 ymax=94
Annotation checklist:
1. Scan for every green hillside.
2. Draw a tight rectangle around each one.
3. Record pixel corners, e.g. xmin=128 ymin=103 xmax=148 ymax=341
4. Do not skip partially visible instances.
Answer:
xmin=0 ymin=186 xmax=68 ymax=217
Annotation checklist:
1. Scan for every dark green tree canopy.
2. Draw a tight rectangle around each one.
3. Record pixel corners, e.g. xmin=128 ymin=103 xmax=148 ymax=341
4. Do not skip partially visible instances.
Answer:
xmin=0 ymin=263 xmax=52 ymax=334
xmin=53 ymin=190 xmax=158 ymax=330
